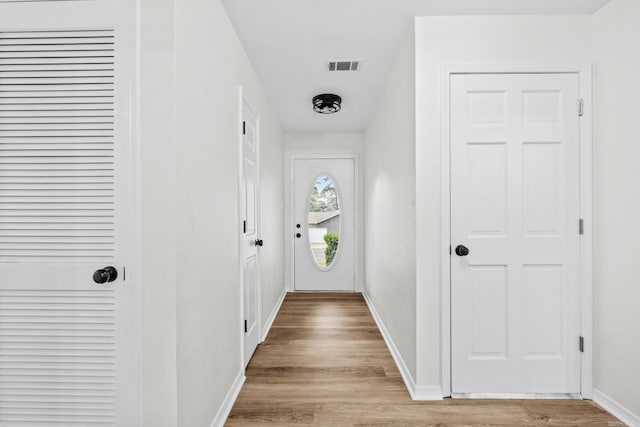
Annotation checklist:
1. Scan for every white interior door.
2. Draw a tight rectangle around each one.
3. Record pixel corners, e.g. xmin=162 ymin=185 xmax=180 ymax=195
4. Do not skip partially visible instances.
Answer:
xmin=0 ymin=2 xmax=137 ymax=425
xmin=450 ymin=73 xmax=581 ymax=394
xmin=293 ymin=158 xmax=354 ymax=291
xmin=242 ymin=100 xmax=260 ymax=366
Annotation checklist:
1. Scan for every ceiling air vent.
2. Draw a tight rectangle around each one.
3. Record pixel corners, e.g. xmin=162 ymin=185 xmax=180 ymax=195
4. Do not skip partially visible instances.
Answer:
xmin=327 ymin=60 xmax=361 ymax=72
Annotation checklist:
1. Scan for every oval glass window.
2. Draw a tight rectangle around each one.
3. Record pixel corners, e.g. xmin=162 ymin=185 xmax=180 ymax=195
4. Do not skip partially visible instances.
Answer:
xmin=307 ymin=175 xmax=341 ymax=269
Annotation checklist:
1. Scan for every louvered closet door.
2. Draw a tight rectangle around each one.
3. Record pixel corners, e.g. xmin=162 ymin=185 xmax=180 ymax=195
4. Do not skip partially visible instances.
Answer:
xmin=0 ymin=2 xmax=136 ymax=425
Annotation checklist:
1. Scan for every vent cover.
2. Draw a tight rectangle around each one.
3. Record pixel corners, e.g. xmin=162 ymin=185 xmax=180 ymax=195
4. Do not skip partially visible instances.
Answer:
xmin=327 ymin=60 xmax=361 ymax=72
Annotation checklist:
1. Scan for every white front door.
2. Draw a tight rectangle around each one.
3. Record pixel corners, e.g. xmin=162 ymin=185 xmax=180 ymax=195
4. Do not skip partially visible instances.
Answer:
xmin=450 ymin=73 xmax=581 ymax=394
xmin=293 ymin=158 xmax=355 ymax=291
xmin=0 ymin=1 xmax=137 ymax=424
xmin=242 ymin=100 xmax=260 ymax=366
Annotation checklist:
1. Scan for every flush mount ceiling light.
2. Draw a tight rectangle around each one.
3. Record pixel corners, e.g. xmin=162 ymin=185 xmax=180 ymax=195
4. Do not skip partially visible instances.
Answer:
xmin=312 ymin=93 xmax=342 ymax=114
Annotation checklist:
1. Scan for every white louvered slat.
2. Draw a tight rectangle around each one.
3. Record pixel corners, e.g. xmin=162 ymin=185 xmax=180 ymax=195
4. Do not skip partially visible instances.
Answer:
xmin=0 ymin=31 xmax=108 ymax=39
xmin=0 ymin=112 xmax=113 ymax=119
xmin=0 ymin=118 xmax=114 ymax=125
xmin=0 ymin=91 xmax=113 ymax=98
xmin=0 ymin=28 xmax=118 ymax=426
xmin=0 ymin=0 xmax=92 ymax=2
xmin=0 ymin=36 xmax=113 ymax=45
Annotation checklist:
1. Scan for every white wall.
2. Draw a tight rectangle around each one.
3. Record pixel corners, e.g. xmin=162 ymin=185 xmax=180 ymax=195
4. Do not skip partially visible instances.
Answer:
xmin=173 ymin=1 xmax=284 ymax=425
xmin=414 ymin=15 xmax=593 ymax=388
xmin=138 ymin=0 xmax=285 ymax=425
xmin=592 ymin=0 xmax=640 ymax=418
xmin=138 ymin=0 xmax=178 ymax=424
xmin=283 ymin=133 xmax=364 ymax=291
xmin=363 ymin=26 xmax=417 ymax=380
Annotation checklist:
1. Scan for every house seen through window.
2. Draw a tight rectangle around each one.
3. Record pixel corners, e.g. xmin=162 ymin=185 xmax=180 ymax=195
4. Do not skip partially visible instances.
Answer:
xmin=308 ymin=176 xmax=340 ymax=268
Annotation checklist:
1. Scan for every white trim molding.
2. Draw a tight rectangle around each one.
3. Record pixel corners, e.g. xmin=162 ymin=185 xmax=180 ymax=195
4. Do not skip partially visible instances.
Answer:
xmin=414 ymin=386 xmax=446 ymax=401
xmin=214 ymin=288 xmax=286 ymax=427
xmin=594 ymin=389 xmax=640 ymax=427
xmin=262 ymin=289 xmax=287 ymax=342
xmin=362 ymin=291 xmax=443 ymax=401
xmin=452 ymin=393 xmax=581 ymax=400
xmin=210 ymin=371 xmax=246 ymax=427
xmin=440 ymin=64 xmax=594 ymax=398
xmin=237 ymin=86 xmax=246 ymax=368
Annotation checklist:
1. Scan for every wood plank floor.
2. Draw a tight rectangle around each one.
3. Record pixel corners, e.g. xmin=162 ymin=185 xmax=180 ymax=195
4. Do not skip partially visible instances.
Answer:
xmin=227 ymin=292 xmax=620 ymax=426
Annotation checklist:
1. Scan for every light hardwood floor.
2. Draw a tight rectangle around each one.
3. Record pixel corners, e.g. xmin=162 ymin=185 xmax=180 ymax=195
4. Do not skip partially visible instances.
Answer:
xmin=227 ymin=292 xmax=620 ymax=426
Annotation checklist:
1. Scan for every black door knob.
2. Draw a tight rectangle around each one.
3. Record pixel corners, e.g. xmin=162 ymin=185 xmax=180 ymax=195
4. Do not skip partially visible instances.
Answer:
xmin=93 ymin=266 xmax=118 ymax=284
xmin=254 ymin=239 xmax=263 ymax=247
xmin=455 ymin=245 xmax=470 ymax=257
xmin=296 ymin=233 xmax=301 ymax=238
xmin=296 ymin=224 xmax=301 ymax=229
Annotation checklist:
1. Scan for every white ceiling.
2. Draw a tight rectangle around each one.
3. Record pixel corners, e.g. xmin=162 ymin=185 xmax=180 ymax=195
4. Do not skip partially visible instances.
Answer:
xmin=222 ymin=0 xmax=610 ymax=134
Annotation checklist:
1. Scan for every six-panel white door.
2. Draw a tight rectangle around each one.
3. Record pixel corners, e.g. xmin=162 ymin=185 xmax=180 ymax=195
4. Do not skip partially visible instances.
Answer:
xmin=0 ymin=1 xmax=137 ymax=424
xmin=242 ymin=101 xmax=260 ymax=366
xmin=450 ymin=73 xmax=581 ymax=394
xmin=293 ymin=158 xmax=354 ymax=291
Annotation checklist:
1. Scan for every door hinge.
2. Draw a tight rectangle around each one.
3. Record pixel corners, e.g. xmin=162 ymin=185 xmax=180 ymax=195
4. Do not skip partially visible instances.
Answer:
xmin=449 ymin=245 xmax=452 ymax=255
xmin=579 ymin=336 xmax=584 ymax=353
xmin=579 ymin=219 xmax=584 ymax=235
xmin=244 ymin=320 xmax=248 ymax=333
xmin=243 ymin=220 xmax=246 ymax=234
xmin=578 ymin=99 xmax=584 ymax=117
xmin=123 ymin=266 xmax=126 ymax=282
xmin=242 ymin=121 xmax=246 ymax=135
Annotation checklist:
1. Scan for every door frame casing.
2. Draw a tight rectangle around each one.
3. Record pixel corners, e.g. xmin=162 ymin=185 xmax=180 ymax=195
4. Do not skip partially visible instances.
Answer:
xmin=439 ymin=64 xmax=593 ymax=398
xmin=119 ymin=0 xmax=140 ymax=422
xmin=238 ymin=87 xmax=262 ymax=369
xmin=289 ymin=154 xmax=360 ymax=292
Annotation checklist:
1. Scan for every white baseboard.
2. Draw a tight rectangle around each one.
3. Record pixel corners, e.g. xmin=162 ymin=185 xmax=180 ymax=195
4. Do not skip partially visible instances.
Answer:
xmin=594 ymin=389 xmax=640 ymax=427
xmin=261 ymin=289 xmax=286 ymax=342
xmin=209 ymin=290 xmax=286 ymax=427
xmin=362 ymin=290 xmax=443 ymax=401
xmin=209 ymin=371 xmax=245 ymax=427
xmin=414 ymin=385 xmax=446 ymax=400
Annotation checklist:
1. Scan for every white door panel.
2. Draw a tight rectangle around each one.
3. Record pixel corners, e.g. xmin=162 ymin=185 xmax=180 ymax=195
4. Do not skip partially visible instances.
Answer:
xmin=242 ymin=101 xmax=260 ymax=366
xmin=293 ymin=158 xmax=354 ymax=291
xmin=451 ymin=73 xmax=580 ymax=394
xmin=0 ymin=3 xmax=136 ymax=424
